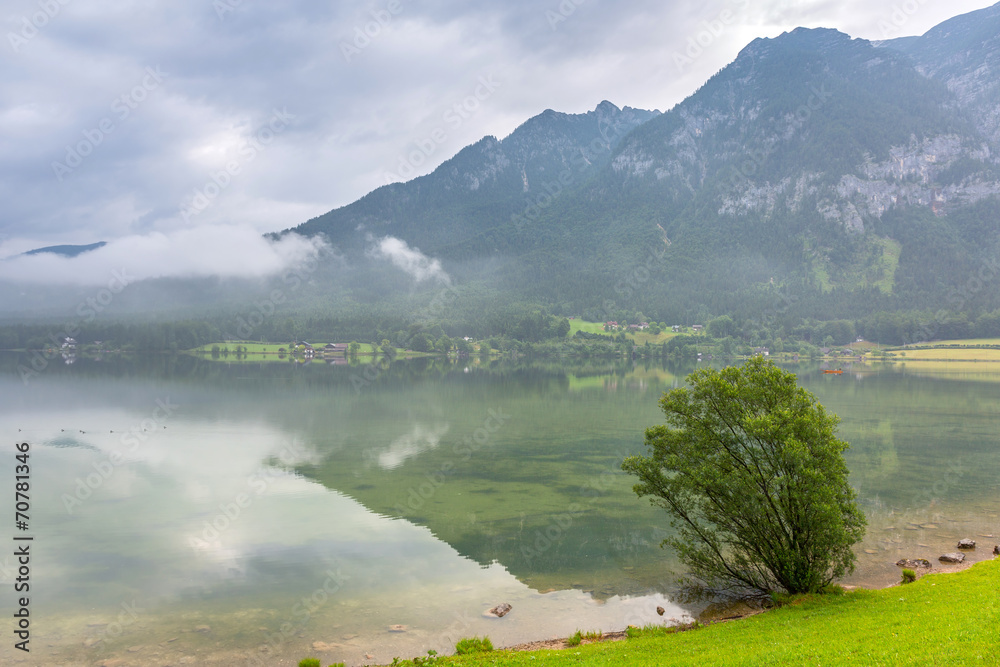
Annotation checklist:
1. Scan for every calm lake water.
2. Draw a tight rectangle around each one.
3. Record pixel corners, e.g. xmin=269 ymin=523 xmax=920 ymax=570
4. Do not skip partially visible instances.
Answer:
xmin=1 ymin=354 xmax=998 ymax=666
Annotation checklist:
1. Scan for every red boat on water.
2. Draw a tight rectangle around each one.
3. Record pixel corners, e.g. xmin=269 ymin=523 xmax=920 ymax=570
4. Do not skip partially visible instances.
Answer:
xmin=823 ymin=369 xmax=844 ymax=374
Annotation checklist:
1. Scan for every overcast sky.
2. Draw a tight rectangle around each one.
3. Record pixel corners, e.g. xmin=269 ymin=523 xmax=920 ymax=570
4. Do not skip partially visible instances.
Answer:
xmin=0 ymin=0 xmax=994 ymax=279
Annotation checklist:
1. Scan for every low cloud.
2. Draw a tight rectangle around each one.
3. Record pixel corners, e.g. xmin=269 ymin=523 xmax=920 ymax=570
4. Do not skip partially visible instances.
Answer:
xmin=0 ymin=226 xmax=326 ymax=285
xmin=369 ymin=235 xmax=451 ymax=285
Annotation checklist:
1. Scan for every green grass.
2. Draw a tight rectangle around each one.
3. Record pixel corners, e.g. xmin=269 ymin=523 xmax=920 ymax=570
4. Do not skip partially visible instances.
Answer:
xmin=454 ymin=636 xmax=494 ymax=655
xmin=872 ymin=237 xmax=901 ymax=295
xmin=567 ymin=318 xmax=680 ymax=346
xmin=568 ymin=320 xmax=608 ymax=336
xmin=902 ymin=338 xmax=1000 ymax=348
xmin=399 ymin=559 xmax=999 ymax=666
xmin=808 ymin=235 xmax=900 ymax=294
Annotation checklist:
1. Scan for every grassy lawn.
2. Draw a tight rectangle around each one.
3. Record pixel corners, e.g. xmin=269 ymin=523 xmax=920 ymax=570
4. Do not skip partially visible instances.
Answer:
xmin=888 ymin=348 xmax=1000 ymax=361
xmin=374 ymin=558 xmax=999 ymax=666
xmin=568 ymin=320 xmax=608 ymax=336
xmin=902 ymin=338 xmax=1000 ymax=348
xmin=568 ymin=319 xmax=681 ymax=346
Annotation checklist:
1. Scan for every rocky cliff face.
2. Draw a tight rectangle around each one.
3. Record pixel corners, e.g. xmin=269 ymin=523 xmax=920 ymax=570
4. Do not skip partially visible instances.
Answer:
xmin=879 ymin=2 xmax=1000 ymax=148
xmin=609 ymin=26 xmax=1000 ymax=241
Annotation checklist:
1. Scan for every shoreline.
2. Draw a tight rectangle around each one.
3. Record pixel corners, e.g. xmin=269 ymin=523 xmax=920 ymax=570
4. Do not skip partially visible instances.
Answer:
xmin=484 ymin=548 xmax=997 ymax=657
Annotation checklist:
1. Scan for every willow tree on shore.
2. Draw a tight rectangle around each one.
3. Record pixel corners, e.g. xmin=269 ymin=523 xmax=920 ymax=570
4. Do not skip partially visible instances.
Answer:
xmin=623 ymin=358 xmax=866 ymax=595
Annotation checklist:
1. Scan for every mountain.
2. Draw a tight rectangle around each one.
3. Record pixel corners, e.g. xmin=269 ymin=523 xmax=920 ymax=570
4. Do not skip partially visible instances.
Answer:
xmin=877 ymin=1 xmax=1000 ymax=147
xmin=23 ymin=242 xmax=107 ymax=258
xmin=282 ymin=9 xmax=1000 ymax=333
xmin=596 ymin=25 xmax=999 ymax=321
xmin=289 ymin=101 xmax=659 ymax=262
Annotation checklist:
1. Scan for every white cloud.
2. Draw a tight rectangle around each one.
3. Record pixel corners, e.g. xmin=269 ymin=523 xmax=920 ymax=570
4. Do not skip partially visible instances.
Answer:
xmin=369 ymin=235 xmax=451 ymax=285
xmin=376 ymin=423 xmax=451 ymax=470
xmin=0 ymin=0 xmax=994 ymax=252
xmin=0 ymin=226 xmax=326 ymax=285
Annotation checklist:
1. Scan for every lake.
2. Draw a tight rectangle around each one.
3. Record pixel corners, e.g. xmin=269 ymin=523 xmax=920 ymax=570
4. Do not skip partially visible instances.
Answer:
xmin=1 ymin=354 xmax=998 ymax=666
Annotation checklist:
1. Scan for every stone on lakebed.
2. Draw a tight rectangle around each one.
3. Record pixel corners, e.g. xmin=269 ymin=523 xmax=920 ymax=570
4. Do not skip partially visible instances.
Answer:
xmin=485 ymin=602 xmax=512 ymax=618
xmin=957 ymin=539 xmax=976 ymax=549
xmin=939 ymin=553 xmax=966 ymax=564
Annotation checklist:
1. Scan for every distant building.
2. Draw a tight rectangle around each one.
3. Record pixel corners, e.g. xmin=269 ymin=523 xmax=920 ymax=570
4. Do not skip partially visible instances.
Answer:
xmin=692 ymin=325 xmax=704 ymax=332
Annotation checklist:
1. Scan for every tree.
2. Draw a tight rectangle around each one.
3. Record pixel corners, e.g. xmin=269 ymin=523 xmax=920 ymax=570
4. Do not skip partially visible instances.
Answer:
xmin=410 ymin=333 xmax=432 ymax=352
xmin=556 ymin=317 xmax=571 ymax=338
xmin=622 ymin=358 xmax=866 ymax=595
xmin=708 ymin=315 xmax=736 ymax=338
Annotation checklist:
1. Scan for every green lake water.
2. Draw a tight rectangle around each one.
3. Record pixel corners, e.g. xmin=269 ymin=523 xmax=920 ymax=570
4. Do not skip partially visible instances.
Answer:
xmin=0 ymin=354 xmax=997 ymax=666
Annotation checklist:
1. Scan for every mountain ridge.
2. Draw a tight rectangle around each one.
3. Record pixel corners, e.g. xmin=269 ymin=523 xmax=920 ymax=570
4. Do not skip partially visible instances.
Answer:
xmin=275 ymin=9 xmax=999 ymax=328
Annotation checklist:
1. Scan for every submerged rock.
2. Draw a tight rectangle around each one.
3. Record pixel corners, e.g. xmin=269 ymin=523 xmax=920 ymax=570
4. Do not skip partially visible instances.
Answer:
xmin=486 ymin=603 xmax=512 ymax=618
xmin=388 ymin=625 xmax=407 ymax=633
xmin=958 ymin=539 xmax=976 ymax=549
xmin=939 ymin=553 xmax=966 ymax=563
xmin=895 ymin=558 xmax=932 ymax=568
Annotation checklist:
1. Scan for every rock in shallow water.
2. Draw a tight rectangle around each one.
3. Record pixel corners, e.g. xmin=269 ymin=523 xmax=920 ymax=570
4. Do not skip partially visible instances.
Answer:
xmin=939 ymin=553 xmax=966 ymax=563
xmin=993 ymin=545 xmax=999 ymax=556
xmin=895 ymin=558 xmax=931 ymax=568
xmin=958 ymin=539 xmax=976 ymax=549
xmin=486 ymin=603 xmax=512 ymax=618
